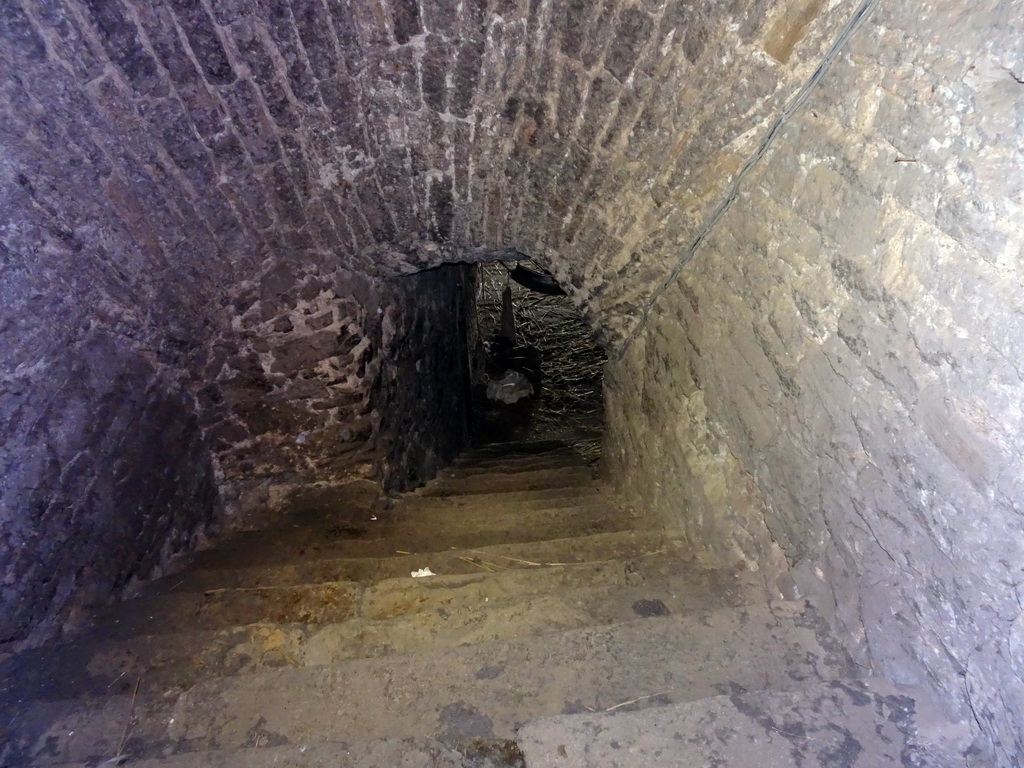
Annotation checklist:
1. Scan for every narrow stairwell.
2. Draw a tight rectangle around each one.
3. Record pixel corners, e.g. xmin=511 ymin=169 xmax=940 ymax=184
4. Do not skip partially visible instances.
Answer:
xmin=2 ymin=441 xmax=937 ymax=767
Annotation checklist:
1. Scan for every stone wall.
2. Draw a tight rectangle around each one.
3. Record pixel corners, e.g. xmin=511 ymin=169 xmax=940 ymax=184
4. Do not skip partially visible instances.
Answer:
xmin=0 ymin=240 xmax=218 ymax=650
xmin=1 ymin=0 xmax=480 ymax=643
xmin=0 ymin=0 xmax=867 ymax=341
xmin=371 ymin=265 xmax=474 ymax=490
xmin=605 ymin=1 xmax=1024 ymax=761
xmin=200 ymin=266 xmax=381 ymax=517
xmin=4 ymin=0 xmax=1024 ymax=756
xmin=0 ymin=335 xmax=216 ymax=651
xmin=202 ymin=262 xmax=474 ymax=519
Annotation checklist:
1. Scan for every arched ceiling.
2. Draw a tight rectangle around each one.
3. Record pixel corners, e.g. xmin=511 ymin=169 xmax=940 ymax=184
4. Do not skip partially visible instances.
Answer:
xmin=1 ymin=0 xmax=856 ymax=349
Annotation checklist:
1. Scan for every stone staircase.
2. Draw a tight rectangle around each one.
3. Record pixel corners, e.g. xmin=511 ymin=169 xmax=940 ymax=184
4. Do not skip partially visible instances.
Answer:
xmin=1 ymin=440 xmax=938 ymax=767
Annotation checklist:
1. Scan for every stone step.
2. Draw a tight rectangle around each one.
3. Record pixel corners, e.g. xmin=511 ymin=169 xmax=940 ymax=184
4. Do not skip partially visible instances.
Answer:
xmin=133 ymin=548 xmax=694 ymax=638
xmin=393 ymin=483 xmax=607 ymax=510
xmin=279 ymin=478 xmax=602 ymax=524
xmin=441 ymin=452 xmax=588 ymax=477
xmin=453 ymin=443 xmax=582 ymax=463
xmin=0 ymin=602 xmax=855 ymax=766
xmin=271 ymin=492 xmax=623 ymax=546
xmin=518 ymin=678 xmax=928 ymax=767
xmin=67 ymin=738 xmax=520 ymax=768
xmin=462 ymin=438 xmax=572 ymax=457
xmin=414 ymin=466 xmax=596 ymax=496
xmin=98 ymin=581 xmax=362 ymax=639
xmin=172 ymin=529 xmax=674 ymax=590
xmin=187 ymin=502 xmax=643 ymax=569
xmin=2 ymin=552 xmax=770 ymax=702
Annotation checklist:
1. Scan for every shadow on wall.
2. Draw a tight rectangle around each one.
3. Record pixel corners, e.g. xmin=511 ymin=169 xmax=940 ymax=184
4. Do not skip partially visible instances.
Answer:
xmin=0 ymin=333 xmax=217 ymax=652
xmin=371 ymin=265 xmax=475 ymax=491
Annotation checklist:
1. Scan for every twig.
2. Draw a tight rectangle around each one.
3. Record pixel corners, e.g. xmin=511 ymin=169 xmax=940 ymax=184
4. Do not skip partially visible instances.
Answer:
xmin=1005 ymin=68 xmax=1024 ymax=84
xmin=605 ymin=691 xmax=670 ymax=712
xmin=112 ymin=675 xmax=142 ymax=761
xmin=485 ymin=553 xmax=546 ymax=567
xmin=459 ymin=556 xmax=495 ymax=572
xmin=468 ymin=550 xmax=571 ymax=567
xmin=106 ymin=670 xmax=128 ymax=690
xmin=467 ymin=548 xmax=668 ymax=569
xmin=458 ymin=556 xmax=505 ymax=572
xmin=894 ymin=157 xmax=918 ymax=163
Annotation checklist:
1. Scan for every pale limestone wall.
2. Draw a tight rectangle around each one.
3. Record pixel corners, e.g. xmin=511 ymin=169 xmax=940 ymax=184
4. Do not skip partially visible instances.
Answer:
xmin=605 ymin=1 xmax=1024 ymax=761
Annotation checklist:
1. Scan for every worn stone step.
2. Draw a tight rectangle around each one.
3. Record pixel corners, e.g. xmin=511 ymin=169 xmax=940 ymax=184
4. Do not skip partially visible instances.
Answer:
xmin=98 ymin=581 xmax=360 ymax=639
xmin=415 ymin=466 xmax=595 ymax=496
xmin=278 ymin=484 xmax=608 ymax=526
xmin=518 ymin=678 xmax=930 ymax=767
xmin=139 ymin=547 xmax=696 ymax=637
xmin=280 ymin=478 xmax=604 ymax=524
xmin=267 ymin=491 xmax=623 ymax=547
xmin=174 ymin=529 xmax=674 ymax=588
xmin=3 ymin=551 xmax=770 ymax=702
xmin=0 ymin=602 xmax=855 ymax=766
xmin=462 ymin=438 xmax=571 ymax=457
xmin=442 ymin=452 xmax=588 ymax=477
xmin=68 ymin=738 xmax=520 ymax=768
xmin=187 ymin=502 xmax=644 ymax=569
xmin=394 ymin=483 xmax=608 ymax=510
xmin=452 ymin=444 xmax=582 ymax=464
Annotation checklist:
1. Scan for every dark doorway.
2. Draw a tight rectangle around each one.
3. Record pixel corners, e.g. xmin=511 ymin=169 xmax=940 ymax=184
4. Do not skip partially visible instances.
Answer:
xmin=470 ymin=261 xmax=605 ymax=462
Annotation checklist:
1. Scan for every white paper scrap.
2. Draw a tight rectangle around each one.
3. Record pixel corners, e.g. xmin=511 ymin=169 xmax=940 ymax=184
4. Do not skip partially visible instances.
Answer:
xmin=410 ymin=568 xmax=436 ymax=578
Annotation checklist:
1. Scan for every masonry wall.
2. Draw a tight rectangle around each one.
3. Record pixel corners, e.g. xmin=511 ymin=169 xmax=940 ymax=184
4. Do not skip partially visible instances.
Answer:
xmin=4 ymin=0 xmax=1024 ymax=756
xmin=201 ymin=261 xmax=474 ymax=519
xmin=372 ymin=266 xmax=475 ymax=490
xmin=1 ymin=0 xmax=863 ymax=344
xmin=605 ymin=1 xmax=1024 ymax=762
xmin=0 ymin=0 xmax=480 ymax=644
xmin=0 ymin=180 xmax=220 ymax=650
xmin=1 ymin=248 xmax=472 ymax=650
xmin=0 ymin=337 xmax=216 ymax=651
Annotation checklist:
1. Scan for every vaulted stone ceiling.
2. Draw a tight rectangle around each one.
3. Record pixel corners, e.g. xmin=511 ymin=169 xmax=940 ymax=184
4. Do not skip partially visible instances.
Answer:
xmin=1 ymin=0 xmax=857 ymax=350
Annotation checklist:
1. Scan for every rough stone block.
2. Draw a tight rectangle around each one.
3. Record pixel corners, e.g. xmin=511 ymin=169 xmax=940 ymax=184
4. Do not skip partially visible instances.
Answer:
xmin=428 ymin=176 xmax=454 ymax=241
xmin=604 ymin=7 xmax=653 ymax=83
xmin=390 ymin=0 xmax=422 ymax=44
xmin=291 ymin=0 xmax=340 ymax=80
xmin=419 ymin=0 xmax=458 ymax=37
xmin=168 ymin=0 xmax=236 ymax=85
xmin=80 ymin=0 xmax=167 ymax=96
xmin=24 ymin=0 xmax=105 ymax=78
xmin=421 ymin=33 xmax=450 ymax=112
xmin=1 ymin=1 xmax=47 ymax=62
xmin=263 ymin=4 xmax=319 ymax=104
xmin=451 ymin=38 xmax=484 ymax=118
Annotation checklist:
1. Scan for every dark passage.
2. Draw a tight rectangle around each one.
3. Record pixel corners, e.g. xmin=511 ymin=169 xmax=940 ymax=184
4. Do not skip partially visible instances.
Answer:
xmin=471 ymin=261 xmax=605 ymax=460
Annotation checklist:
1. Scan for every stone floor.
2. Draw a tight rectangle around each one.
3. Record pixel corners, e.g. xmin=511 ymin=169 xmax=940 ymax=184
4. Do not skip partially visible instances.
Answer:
xmin=0 ymin=440 xmax=955 ymax=767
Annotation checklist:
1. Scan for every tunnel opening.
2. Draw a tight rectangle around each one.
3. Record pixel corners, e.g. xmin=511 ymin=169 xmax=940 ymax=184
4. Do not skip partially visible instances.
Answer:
xmin=469 ymin=260 xmax=606 ymax=462
xmin=0 ymin=0 xmax=1018 ymax=759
